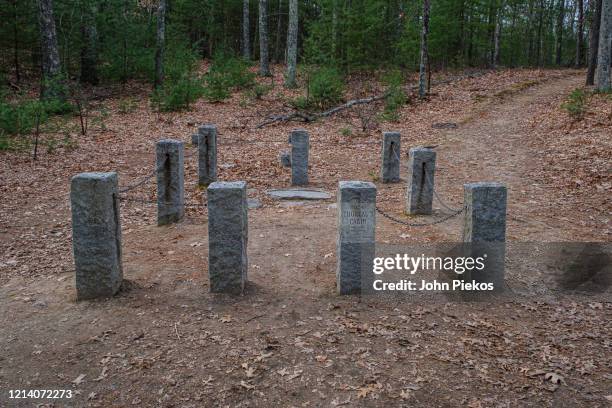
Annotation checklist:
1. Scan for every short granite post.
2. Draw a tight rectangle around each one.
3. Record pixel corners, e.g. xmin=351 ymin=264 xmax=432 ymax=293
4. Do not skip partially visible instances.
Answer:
xmin=191 ymin=133 xmax=198 ymax=146
xmin=71 ymin=172 xmax=123 ymax=300
xmin=289 ymin=129 xmax=309 ymax=185
xmin=463 ymin=182 xmax=507 ymax=291
xmin=279 ymin=151 xmax=291 ymax=167
xmin=207 ymin=181 xmax=248 ymax=294
xmin=156 ymin=139 xmax=184 ymax=226
xmin=196 ymin=124 xmax=217 ymax=185
xmin=381 ymin=132 xmax=401 ymax=183
xmin=337 ymin=181 xmax=376 ymax=295
xmin=406 ymin=147 xmax=436 ymax=215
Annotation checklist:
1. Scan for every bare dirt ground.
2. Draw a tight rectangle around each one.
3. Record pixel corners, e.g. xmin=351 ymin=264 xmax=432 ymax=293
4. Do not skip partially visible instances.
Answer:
xmin=0 ymin=68 xmax=610 ymax=407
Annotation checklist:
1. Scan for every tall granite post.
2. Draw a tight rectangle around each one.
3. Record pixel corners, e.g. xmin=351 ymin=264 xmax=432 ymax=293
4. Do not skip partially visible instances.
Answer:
xmin=207 ymin=181 xmax=248 ymax=294
xmin=463 ymin=182 xmax=507 ymax=291
xmin=337 ymin=181 xmax=376 ymax=295
xmin=156 ymin=139 xmax=184 ymax=226
xmin=289 ymin=129 xmax=309 ymax=186
xmin=381 ymin=132 xmax=401 ymax=183
xmin=406 ymin=147 xmax=436 ymax=215
xmin=71 ymin=172 xmax=123 ymax=300
xmin=196 ymin=124 xmax=217 ymax=186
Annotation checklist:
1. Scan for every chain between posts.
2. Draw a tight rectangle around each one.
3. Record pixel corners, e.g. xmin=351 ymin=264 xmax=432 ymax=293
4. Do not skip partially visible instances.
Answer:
xmin=118 ymin=195 xmax=207 ymax=209
xmin=378 ymin=144 xmax=465 ymax=227
xmin=376 ymin=206 xmax=465 ymax=227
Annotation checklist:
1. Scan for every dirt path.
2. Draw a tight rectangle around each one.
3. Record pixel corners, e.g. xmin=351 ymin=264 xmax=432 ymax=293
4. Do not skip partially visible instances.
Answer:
xmin=428 ymin=73 xmax=588 ymax=242
xmin=1 ymin=72 xmax=609 ymax=408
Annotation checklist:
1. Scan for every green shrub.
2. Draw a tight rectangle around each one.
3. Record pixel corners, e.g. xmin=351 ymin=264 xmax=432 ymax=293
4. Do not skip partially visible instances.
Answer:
xmin=307 ymin=66 xmax=344 ymax=109
xmin=290 ymin=96 xmax=310 ymax=110
xmin=382 ymin=70 xmax=407 ymax=121
xmin=154 ymin=76 xmax=204 ymax=111
xmin=562 ymin=88 xmax=589 ymax=120
xmin=0 ymin=99 xmax=48 ymax=136
xmin=203 ymin=53 xmax=256 ymax=102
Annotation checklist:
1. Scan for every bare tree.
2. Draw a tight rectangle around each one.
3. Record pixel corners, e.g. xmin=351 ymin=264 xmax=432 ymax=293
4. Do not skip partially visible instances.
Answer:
xmin=587 ymin=0 xmax=603 ymax=84
xmin=556 ymin=0 xmax=565 ymax=65
xmin=154 ymin=0 xmax=166 ymax=89
xmin=242 ymin=0 xmax=251 ymax=59
xmin=596 ymin=0 xmax=611 ymax=90
xmin=576 ymin=0 xmax=584 ymax=66
xmin=285 ymin=0 xmax=298 ymax=87
xmin=259 ymin=0 xmax=271 ymax=76
xmin=80 ymin=2 xmax=99 ymax=85
xmin=37 ymin=0 xmax=63 ymax=99
xmin=418 ymin=0 xmax=430 ymax=99
xmin=493 ymin=1 xmax=503 ymax=68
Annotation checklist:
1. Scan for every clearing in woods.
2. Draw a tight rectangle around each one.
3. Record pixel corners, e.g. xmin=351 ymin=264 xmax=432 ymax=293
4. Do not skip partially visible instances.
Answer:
xmin=0 ymin=69 xmax=610 ymax=407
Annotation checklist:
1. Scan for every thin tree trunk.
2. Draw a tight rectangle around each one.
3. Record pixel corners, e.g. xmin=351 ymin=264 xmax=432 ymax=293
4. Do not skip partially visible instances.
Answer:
xmin=587 ymin=0 xmax=602 ymax=84
xmin=121 ymin=0 xmax=128 ymax=85
xmin=154 ymin=0 xmax=166 ymax=89
xmin=596 ymin=0 xmax=611 ymax=90
xmin=536 ymin=0 xmax=544 ymax=66
xmin=12 ymin=0 xmax=20 ymax=84
xmin=274 ymin=0 xmax=282 ymax=62
xmin=259 ymin=0 xmax=271 ymax=76
xmin=576 ymin=0 xmax=584 ymax=66
xmin=493 ymin=2 xmax=503 ymax=67
xmin=242 ymin=0 xmax=251 ymax=59
xmin=285 ymin=0 xmax=298 ymax=87
xmin=37 ymin=0 xmax=63 ymax=99
xmin=555 ymin=0 xmax=565 ymax=65
xmin=332 ymin=0 xmax=338 ymax=58
xmin=419 ymin=0 xmax=430 ymax=98
xmin=80 ymin=3 xmax=99 ymax=85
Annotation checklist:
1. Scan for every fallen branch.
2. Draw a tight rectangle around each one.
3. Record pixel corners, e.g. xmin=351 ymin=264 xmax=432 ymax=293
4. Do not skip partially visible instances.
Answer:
xmin=255 ymin=70 xmax=489 ymax=129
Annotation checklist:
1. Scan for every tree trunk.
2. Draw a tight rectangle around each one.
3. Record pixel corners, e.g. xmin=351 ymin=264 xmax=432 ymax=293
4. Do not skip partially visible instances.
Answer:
xmin=285 ymin=0 xmax=298 ymax=87
xmin=596 ymin=0 xmax=611 ymax=90
xmin=536 ymin=0 xmax=544 ymax=66
xmin=556 ymin=0 xmax=565 ymax=65
xmin=332 ymin=0 xmax=338 ymax=58
xmin=12 ymin=0 xmax=20 ymax=84
xmin=242 ymin=0 xmax=251 ymax=59
xmin=419 ymin=0 xmax=430 ymax=98
xmin=576 ymin=0 xmax=584 ymax=66
xmin=80 ymin=3 xmax=99 ymax=85
xmin=274 ymin=0 xmax=282 ymax=62
xmin=37 ymin=0 xmax=63 ymax=99
xmin=259 ymin=0 xmax=271 ymax=76
xmin=493 ymin=2 xmax=503 ymax=67
xmin=587 ymin=0 xmax=602 ymax=84
xmin=154 ymin=0 xmax=166 ymax=89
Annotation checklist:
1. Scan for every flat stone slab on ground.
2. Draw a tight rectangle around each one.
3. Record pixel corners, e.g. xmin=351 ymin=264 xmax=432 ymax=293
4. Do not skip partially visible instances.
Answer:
xmin=267 ymin=189 xmax=332 ymax=200
xmin=247 ymin=198 xmax=262 ymax=209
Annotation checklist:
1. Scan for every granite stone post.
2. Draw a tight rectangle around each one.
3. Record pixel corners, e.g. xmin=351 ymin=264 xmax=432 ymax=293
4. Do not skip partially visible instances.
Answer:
xmin=337 ymin=181 xmax=376 ymax=295
xmin=462 ymin=182 xmax=507 ymax=291
xmin=71 ymin=172 xmax=123 ymax=300
xmin=196 ymin=124 xmax=217 ymax=186
xmin=381 ymin=132 xmax=401 ymax=183
xmin=207 ymin=181 xmax=248 ymax=294
xmin=156 ymin=139 xmax=185 ymax=226
xmin=279 ymin=151 xmax=291 ymax=167
xmin=406 ymin=147 xmax=436 ymax=215
xmin=289 ymin=129 xmax=309 ymax=185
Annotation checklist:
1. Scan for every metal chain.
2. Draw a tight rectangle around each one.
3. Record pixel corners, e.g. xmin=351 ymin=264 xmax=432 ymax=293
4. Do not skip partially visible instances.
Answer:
xmin=118 ymin=195 xmax=207 ymax=209
xmin=376 ymin=205 xmax=464 ymax=227
xmin=390 ymin=144 xmax=463 ymax=213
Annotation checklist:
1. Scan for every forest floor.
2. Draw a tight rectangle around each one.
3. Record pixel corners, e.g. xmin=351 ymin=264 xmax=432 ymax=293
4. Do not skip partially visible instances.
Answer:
xmin=0 ymin=67 xmax=610 ymax=407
